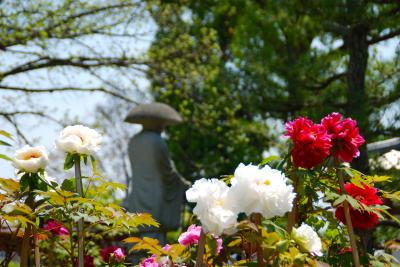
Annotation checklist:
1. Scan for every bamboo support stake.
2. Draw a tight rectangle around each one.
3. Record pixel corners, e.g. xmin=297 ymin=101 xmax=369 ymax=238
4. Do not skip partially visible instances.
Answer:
xmin=195 ymin=230 xmax=206 ymax=267
xmin=337 ymin=165 xmax=360 ymax=267
xmin=287 ymin=168 xmax=299 ymax=233
xmin=20 ymin=224 xmax=31 ymax=267
xmin=254 ymin=213 xmax=264 ymax=267
xmin=34 ymin=230 xmax=41 ymax=267
xmin=75 ymin=156 xmax=84 ymax=267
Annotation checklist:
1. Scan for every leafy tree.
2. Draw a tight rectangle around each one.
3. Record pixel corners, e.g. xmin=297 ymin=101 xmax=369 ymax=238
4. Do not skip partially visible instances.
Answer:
xmin=148 ymin=0 xmax=400 ymax=180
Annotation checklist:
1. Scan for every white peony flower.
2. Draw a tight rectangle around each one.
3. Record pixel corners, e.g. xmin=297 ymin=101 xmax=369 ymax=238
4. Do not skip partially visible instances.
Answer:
xmin=186 ymin=178 xmax=237 ymax=235
xmin=13 ymin=145 xmax=49 ymax=173
xmin=378 ymin=149 xmax=400 ymax=170
xmin=227 ymin=163 xmax=295 ymax=219
xmin=56 ymin=125 xmax=102 ymax=155
xmin=292 ymin=223 xmax=323 ymax=256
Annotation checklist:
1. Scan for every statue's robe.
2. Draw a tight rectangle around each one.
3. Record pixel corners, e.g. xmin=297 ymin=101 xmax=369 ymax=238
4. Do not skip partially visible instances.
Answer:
xmin=125 ymin=130 xmax=187 ymax=243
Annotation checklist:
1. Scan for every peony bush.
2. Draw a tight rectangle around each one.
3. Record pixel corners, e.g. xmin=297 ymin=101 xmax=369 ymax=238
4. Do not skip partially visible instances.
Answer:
xmin=0 ymin=113 xmax=399 ymax=267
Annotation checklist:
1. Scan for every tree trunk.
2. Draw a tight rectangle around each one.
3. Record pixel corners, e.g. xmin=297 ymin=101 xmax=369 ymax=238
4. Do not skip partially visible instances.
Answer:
xmin=345 ymin=22 xmax=370 ymax=174
xmin=345 ymin=19 xmax=375 ymax=253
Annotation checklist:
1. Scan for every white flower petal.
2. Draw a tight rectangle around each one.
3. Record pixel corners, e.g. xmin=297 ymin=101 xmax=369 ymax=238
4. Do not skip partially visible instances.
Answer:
xmin=13 ymin=145 xmax=49 ymax=173
xmin=292 ymin=223 xmax=323 ymax=256
xmin=227 ymin=163 xmax=295 ymax=218
xmin=56 ymin=125 xmax=102 ymax=155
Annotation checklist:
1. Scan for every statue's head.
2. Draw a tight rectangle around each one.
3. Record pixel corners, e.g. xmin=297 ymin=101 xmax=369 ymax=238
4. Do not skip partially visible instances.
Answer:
xmin=125 ymin=102 xmax=182 ymax=132
xmin=141 ymin=120 xmax=165 ymax=133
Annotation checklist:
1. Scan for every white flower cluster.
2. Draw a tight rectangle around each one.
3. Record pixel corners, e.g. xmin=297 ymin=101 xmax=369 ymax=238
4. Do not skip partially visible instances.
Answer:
xmin=228 ymin=163 xmax=296 ymax=219
xmin=377 ymin=149 xmax=400 ymax=170
xmin=186 ymin=179 xmax=237 ymax=235
xmin=292 ymin=223 xmax=322 ymax=256
xmin=186 ymin=163 xmax=296 ymax=235
xmin=12 ymin=125 xmax=102 ymax=174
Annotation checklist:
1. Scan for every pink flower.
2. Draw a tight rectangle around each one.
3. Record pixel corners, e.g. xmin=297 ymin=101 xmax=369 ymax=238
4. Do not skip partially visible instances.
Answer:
xmin=321 ymin=112 xmax=365 ymax=162
xmin=44 ymin=220 xmax=69 ymax=236
xmin=113 ymin=248 xmax=125 ymax=263
xmin=215 ymin=236 xmax=223 ymax=254
xmin=162 ymin=244 xmax=172 ymax=252
xmin=140 ymin=255 xmax=161 ymax=267
xmin=285 ymin=117 xmax=332 ymax=168
xmin=73 ymin=255 xmax=94 ymax=267
xmin=101 ymin=246 xmax=125 ymax=263
xmin=178 ymin=225 xmax=223 ymax=255
xmin=178 ymin=224 xmax=202 ymax=246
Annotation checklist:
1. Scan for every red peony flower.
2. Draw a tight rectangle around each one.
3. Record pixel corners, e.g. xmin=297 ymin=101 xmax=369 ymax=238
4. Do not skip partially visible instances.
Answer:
xmin=321 ymin=113 xmax=365 ymax=162
xmin=285 ymin=117 xmax=332 ymax=168
xmin=73 ymin=255 xmax=94 ymax=267
xmin=335 ymin=183 xmax=383 ymax=229
xmin=44 ymin=220 xmax=69 ymax=236
xmin=101 ymin=245 xmax=125 ymax=263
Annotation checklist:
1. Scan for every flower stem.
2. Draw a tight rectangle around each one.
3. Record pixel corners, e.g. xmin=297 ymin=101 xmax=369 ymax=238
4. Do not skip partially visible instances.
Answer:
xmin=21 ymin=183 xmax=35 ymax=267
xmin=74 ymin=156 xmax=85 ymax=267
xmin=287 ymin=167 xmax=298 ymax=233
xmin=20 ymin=223 xmax=31 ymax=267
xmin=34 ymin=230 xmax=41 ymax=267
xmin=337 ymin=165 xmax=360 ymax=267
xmin=253 ymin=213 xmax=264 ymax=267
xmin=195 ymin=230 xmax=206 ymax=267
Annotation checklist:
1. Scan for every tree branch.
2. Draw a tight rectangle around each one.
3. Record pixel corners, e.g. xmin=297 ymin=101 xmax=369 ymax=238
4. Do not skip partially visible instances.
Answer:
xmin=305 ymin=72 xmax=346 ymax=90
xmin=368 ymin=28 xmax=400 ymax=45
xmin=1 ymin=56 xmax=148 ymax=78
xmin=2 ymin=115 xmax=31 ymax=145
xmin=1 ymin=2 xmax=142 ymax=48
xmin=0 ymin=85 xmax=138 ymax=104
xmin=0 ymin=111 xmax=62 ymax=125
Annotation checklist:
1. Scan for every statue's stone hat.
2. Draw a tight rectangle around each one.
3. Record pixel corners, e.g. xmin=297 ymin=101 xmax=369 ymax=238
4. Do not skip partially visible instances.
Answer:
xmin=125 ymin=102 xmax=182 ymax=126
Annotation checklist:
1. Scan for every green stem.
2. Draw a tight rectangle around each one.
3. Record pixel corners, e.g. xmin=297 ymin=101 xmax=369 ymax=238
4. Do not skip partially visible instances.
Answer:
xmin=74 ymin=155 xmax=85 ymax=267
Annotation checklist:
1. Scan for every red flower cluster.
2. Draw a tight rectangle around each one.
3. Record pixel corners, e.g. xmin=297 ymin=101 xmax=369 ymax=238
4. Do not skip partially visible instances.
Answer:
xmin=285 ymin=113 xmax=365 ymax=168
xmin=335 ymin=183 xmax=383 ymax=229
xmin=285 ymin=117 xmax=332 ymax=168
xmin=321 ymin=113 xmax=365 ymax=162
xmin=43 ymin=220 xmax=69 ymax=236
xmin=73 ymin=255 xmax=94 ymax=267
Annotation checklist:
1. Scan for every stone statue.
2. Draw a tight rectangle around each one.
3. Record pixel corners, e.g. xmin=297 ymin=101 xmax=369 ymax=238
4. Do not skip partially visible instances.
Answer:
xmin=124 ymin=103 xmax=190 ymax=245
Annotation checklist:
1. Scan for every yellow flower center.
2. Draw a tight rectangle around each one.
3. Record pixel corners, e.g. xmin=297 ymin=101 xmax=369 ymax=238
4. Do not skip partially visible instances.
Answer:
xmin=23 ymin=153 xmax=41 ymax=160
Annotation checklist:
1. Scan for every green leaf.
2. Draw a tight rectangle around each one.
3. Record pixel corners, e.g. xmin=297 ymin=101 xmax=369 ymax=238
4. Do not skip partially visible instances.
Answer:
xmin=0 ymin=154 xmax=12 ymax=161
xmin=259 ymin=155 xmax=280 ymax=166
xmin=239 ymin=262 xmax=258 ymax=266
xmin=276 ymin=240 xmax=289 ymax=253
xmin=19 ymin=173 xmax=30 ymax=192
xmin=0 ymin=130 xmax=13 ymax=140
xmin=90 ymin=155 xmax=97 ymax=174
xmin=0 ymin=140 xmax=12 ymax=146
xmin=207 ymin=236 xmax=217 ymax=255
xmin=36 ymin=177 xmax=48 ymax=192
xmin=380 ymin=209 xmax=400 ymax=225
xmin=64 ymin=153 xmax=75 ymax=170
xmin=333 ymin=195 xmax=346 ymax=207
xmin=61 ymin=178 xmax=76 ymax=191
xmin=83 ymin=155 xmax=88 ymax=165
xmin=346 ymin=195 xmax=362 ymax=211
xmin=294 ymin=253 xmax=306 ymax=266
